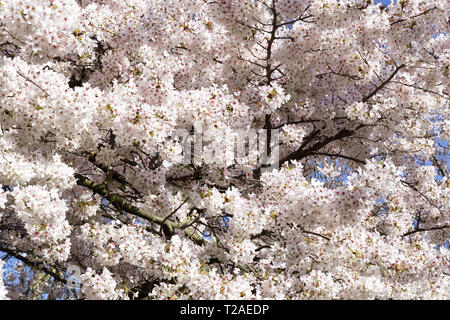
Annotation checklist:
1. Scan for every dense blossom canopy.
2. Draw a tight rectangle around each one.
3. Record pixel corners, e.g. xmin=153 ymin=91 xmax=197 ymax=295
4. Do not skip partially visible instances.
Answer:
xmin=0 ymin=0 xmax=449 ymax=299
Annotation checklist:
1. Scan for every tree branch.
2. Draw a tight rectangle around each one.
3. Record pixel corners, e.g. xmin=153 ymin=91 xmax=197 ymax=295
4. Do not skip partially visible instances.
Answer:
xmin=402 ymin=224 xmax=449 ymax=237
xmin=74 ymin=173 xmax=205 ymax=245
xmin=0 ymin=246 xmax=67 ymax=284
xmin=362 ymin=64 xmax=406 ymax=103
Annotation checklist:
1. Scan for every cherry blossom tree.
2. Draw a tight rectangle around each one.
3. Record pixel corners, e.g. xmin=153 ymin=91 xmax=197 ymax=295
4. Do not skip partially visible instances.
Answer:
xmin=0 ymin=0 xmax=449 ymax=300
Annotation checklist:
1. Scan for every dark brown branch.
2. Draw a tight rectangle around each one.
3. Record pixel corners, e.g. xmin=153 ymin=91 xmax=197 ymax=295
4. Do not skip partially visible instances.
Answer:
xmin=390 ymin=7 xmax=437 ymax=25
xmin=16 ymin=71 xmax=49 ymax=96
xmin=310 ymin=152 xmax=366 ymax=164
xmin=326 ymin=62 xmax=363 ymax=81
xmin=390 ymin=80 xmax=449 ymax=99
xmin=362 ymin=64 xmax=406 ymax=102
xmin=272 ymin=118 xmax=324 ymax=129
xmin=400 ymin=179 xmax=442 ymax=212
xmin=84 ymin=152 xmax=143 ymax=196
xmin=402 ymin=225 xmax=449 ymax=237
xmin=276 ymin=5 xmax=314 ymax=27
xmin=280 ymin=127 xmax=361 ymax=166
xmin=0 ymin=246 xmax=67 ymax=284
xmin=160 ymin=197 xmax=189 ymax=232
xmin=301 ymin=229 xmax=330 ymax=241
